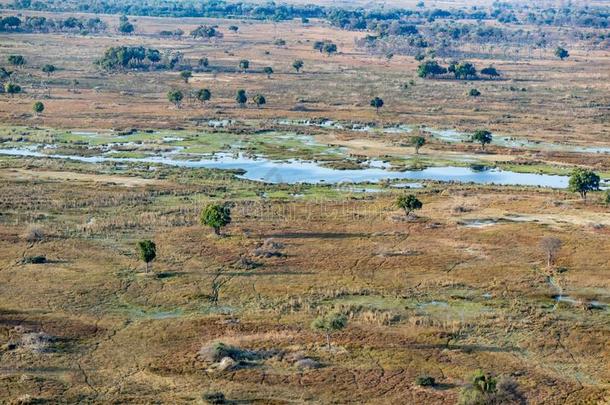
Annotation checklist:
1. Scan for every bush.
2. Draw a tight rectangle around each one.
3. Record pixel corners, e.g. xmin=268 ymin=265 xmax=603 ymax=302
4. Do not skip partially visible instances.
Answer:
xmin=22 ymin=255 xmax=46 ymax=264
xmin=416 ymin=375 xmax=436 ymax=387
xmin=469 ymin=88 xmax=481 ymax=97
xmin=23 ymin=226 xmax=44 ymax=243
xmin=202 ymin=392 xmax=225 ymax=404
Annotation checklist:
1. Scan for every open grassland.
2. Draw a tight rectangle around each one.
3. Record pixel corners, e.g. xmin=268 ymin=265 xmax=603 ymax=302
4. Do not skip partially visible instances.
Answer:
xmin=0 ymin=3 xmax=609 ymax=404
xmin=0 ymin=157 xmax=608 ymax=403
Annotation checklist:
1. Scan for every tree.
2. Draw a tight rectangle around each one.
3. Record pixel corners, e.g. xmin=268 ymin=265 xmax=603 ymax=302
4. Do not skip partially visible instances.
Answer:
xmin=311 ymin=312 xmax=347 ymax=350
xmin=453 ymin=62 xmax=477 ymax=79
xmin=480 ymin=66 xmax=499 ymax=79
xmin=118 ymin=16 xmax=134 ymax=34
xmin=469 ymin=88 xmax=481 ymax=97
xmin=292 ymin=59 xmax=304 ymax=73
xmin=137 ymin=240 xmax=156 ymax=273
xmin=568 ymin=168 xmax=600 ymax=202
xmin=236 ymin=89 xmax=247 ymax=107
xmin=555 ymin=46 xmax=569 ymax=60
xmin=396 ymin=194 xmax=422 ymax=216
xmin=239 ymin=59 xmax=250 ymax=73
xmin=228 ymin=25 xmax=239 ymax=33
xmin=253 ymin=94 xmax=266 ymax=108
xmin=32 ymin=101 xmax=44 ymax=116
xmin=200 ymin=203 xmax=232 ymax=236
xmin=313 ymin=40 xmax=325 ymax=52
xmin=263 ymin=66 xmax=273 ymax=79
xmin=198 ymin=57 xmax=209 ymax=68
xmin=471 ymin=129 xmax=492 ymax=150
xmin=196 ymin=88 xmax=211 ymax=104
xmin=412 ymin=136 xmax=426 ymax=154
xmin=540 ymin=237 xmax=562 ymax=267
xmin=180 ymin=70 xmax=192 ymax=83
xmin=605 ymin=190 xmax=610 ymax=206
xmin=323 ymin=42 xmax=338 ymax=56
xmin=41 ymin=64 xmax=56 ymax=77
xmin=370 ymin=97 xmax=384 ymax=113
xmin=8 ymin=54 xmax=26 ymax=67
xmin=4 ymin=83 xmax=21 ymax=97
xmin=191 ymin=25 xmax=222 ymax=39
xmin=417 ymin=60 xmax=446 ymax=78
xmin=167 ymin=89 xmax=183 ymax=108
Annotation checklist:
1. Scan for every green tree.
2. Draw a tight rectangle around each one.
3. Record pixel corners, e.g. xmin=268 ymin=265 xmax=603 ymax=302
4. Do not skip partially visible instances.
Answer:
xmin=118 ymin=16 xmax=134 ymax=34
xmin=412 ymin=136 xmax=426 ymax=154
xmin=253 ymin=94 xmax=266 ymax=108
xmin=137 ymin=240 xmax=156 ymax=273
xmin=41 ymin=64 xmax=56 ymax=77
xmin=239 ymin=59 xmax=250 ymax=73
xmin=370 ymin=96 xmax=384 ymax=113
xmin=32 ymin=101 xmax=44 ymax=116
xmin=417 ymin=60 xmax=446 ymax=78
xmin=453 ymin=62 xmax=477 ymax=79
xmin=198 ymin=57 xmax=209 ymax=68
xmin=555 ymin=46 xmax=569 ymax=60
xmin=323 ymin=42 xmax=338 ymax=56
xmin=480 ymin=66 xmax=499 ymax=79
xmin=311 ymin=312 xmax=347 ymax=350
xmin=471 ymin=129 xmax=492 ymax=150
xmin=469 ymin=88 xmax=481 ymax=97
xmin=196 ymin=88 xmax=211 ymax=104
xmin=8 ymin=54 xmax=26 ymax=67
xmin=4 ymin=82 xmax=21 ymax=96
xmin=292 ymin=59 xmax=304 ymax=73
xmin=568 ymin=168 xmax=600 ymax=202
xmin=263 ymin=66 xmax=273 ymax=79
xmin=180 ymin=70 xmax=192 ymax=83
xmin=236 ymin=89 xmax=247 ymax=107
xmin=396 ymin=194 xmax=423 ymax=216
xmin=228 ymin=25 xmax=239 ymax=33
xmin=200 ymin=203 xmax=232 ymax=236
xmin=167 ymin=89 xmax=183 ymax=108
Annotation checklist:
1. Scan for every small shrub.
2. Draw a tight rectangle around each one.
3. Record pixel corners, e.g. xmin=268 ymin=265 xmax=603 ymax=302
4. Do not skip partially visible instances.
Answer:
xmin=469 ymin=88 xmax=481 ymax=97
xmin=202 ymin=391 xmax=225 ymax=404
xmin=23 ymin=226 xmax=44 ymax=243
xmin=416 ymin=375 xmax=436 ymax=387
xmin=22 ymin=255 xmax=46 ymax=264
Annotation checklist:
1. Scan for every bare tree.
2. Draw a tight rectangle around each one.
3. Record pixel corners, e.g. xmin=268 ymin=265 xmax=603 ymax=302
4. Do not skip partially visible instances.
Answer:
xmin=540 ymin=237 xmax=562 ymax=267
xmin=208 ymin=267 xmax=237 ymax=305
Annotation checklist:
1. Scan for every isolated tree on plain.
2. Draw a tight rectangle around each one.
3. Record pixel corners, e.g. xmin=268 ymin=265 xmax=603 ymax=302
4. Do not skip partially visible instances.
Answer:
xmin=469 ymin=88 xmax=481 ymax=97
xmin=396 ymin=194 xmax=422 ymax=216
xmin=167 ymin=89 xmax=183 ymax=108
xmin=118 ymin=15 xmax=135 ymax=34
xmin=137 ymin=240 xmax=156 ymax=273
xmin=472 ymin=129 xmax=492 ymax=150
xmin=196 ymin=88 xmax=211 ymax=105
xmin=568 ymin=168 xmax=600 ymax=202
xmin=4 ymin=82 xmax=21 ymax=97
xmin=555 ymin=46 xmax=569 ymax=60
xmin=480 ymin=66 xmax=499 ymax=79
xmin=412 ymin=136 xmax=426 ymax=154
xmin=540 ymin=237 xmax=562 ymax=268
xmin=292 ymin=59 xmax=304 ymax=73
xmin=228 ymin=25 xmax=239 ymax=33
xmin=32 ymin=101 xmax=44 ymax=116
xmin=239 ymin=59 xmax=250 ymax=73
xmin=42 ymin=64 xmax=56 ymax=77
xmin=235 ymin=89 xmax=247 ymax=107
xmin=8 ymin=54 xmax=25 ymax=67
xmin=253 ymin=94 xmax=266 ymax=108
xmin=180 ymin=70 xmax=192 ymax=83
xmin=201 ymin=203 xmax=232 ymax=236
xmin=323 ymin=42 xmax=338 ymax=56
xmin=370 ymin=97 xmax=384 ymax=114
xmin=263 ymin=66 xmax=273 ymax=79
xmin=311 ymin=312 xmax=347 ymax=350
xmin=209 ymin=266 xmax=237 ymax=305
